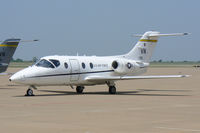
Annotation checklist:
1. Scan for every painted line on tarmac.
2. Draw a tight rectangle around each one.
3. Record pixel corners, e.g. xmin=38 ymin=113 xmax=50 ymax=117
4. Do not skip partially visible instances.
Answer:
xmin=155 ymin=126 xmax=200 ymax=132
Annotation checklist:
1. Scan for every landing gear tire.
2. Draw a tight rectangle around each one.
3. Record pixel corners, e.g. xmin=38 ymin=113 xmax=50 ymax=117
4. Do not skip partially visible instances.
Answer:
xmin=109 ymin=86 xmax=116 ymax=94
xmin=25 ymin=88 xmax=34 ymax=96
xmin=76 ymin=86 xmax=84 ymax=94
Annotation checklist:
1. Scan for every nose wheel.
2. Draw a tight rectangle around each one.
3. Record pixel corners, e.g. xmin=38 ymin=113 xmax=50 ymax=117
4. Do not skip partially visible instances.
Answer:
xmin=76 ymin=86 xmax=84 ymax=94
xmin=25 ymin=88 xmax=34 ymax=96
xmin=25 ymin=86 xmax=36 ymax=96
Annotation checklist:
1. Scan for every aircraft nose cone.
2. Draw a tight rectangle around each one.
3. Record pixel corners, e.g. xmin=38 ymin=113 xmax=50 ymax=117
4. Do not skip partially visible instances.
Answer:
xmin=9 ymin=73 xmax=23 ymax=83
xmin=9 ymin=75 xmax=17 ymax=82
xmin=9 ymin=67 xmax=33 ymax=84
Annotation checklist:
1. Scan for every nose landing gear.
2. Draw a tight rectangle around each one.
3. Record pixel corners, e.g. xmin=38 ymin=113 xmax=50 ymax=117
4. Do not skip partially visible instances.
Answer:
xmin=25 ymin=86 xmax=37 ymax=96
xmin=26 ymin=88 xmax=34 ymax=96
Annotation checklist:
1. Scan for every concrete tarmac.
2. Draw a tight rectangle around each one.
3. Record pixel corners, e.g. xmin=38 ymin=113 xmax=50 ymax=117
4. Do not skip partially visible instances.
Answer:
xmin=0 ymin=67 xmax=199 ymax=133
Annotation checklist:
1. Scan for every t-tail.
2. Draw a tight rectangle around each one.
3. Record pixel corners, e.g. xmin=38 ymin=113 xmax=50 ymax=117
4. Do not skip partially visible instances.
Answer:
xmin=0 ymin=39 xmax=21 ymax=73
xmin=0 ymin=39 xmax=38 ymax=73
xmin=125 ymin=31 xmax=188 ymax=63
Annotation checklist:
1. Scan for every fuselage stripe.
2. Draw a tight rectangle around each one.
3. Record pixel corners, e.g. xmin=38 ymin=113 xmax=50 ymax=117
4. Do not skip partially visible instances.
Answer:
xmin=139 ymin=39 xmax=157 ymax=42
xmin=0 ymin=44 xmax=18 ymax=47
xmin=29 ymin=70 xmax=114 ymax=78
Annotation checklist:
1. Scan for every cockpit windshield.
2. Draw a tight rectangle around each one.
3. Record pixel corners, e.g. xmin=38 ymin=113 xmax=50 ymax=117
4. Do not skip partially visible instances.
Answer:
xmin=35 ymin=59 xmax=55 ymax=68
xmin=49 ymin=59 xmax=60 ymax=67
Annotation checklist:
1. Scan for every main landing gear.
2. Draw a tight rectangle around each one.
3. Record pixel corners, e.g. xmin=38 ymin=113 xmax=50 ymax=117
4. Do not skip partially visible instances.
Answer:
xmin=109 ymin=86 xmax=116 ymax=94
xmin=75 ymin=85 xmax=116 ymax=94
xmin=76 ymin=86 xmax=84 ymax=94
xmin=106 ymin=81 xmax=116 ymax=94
xmin=25 ymin=86 xmax=37 ymax=96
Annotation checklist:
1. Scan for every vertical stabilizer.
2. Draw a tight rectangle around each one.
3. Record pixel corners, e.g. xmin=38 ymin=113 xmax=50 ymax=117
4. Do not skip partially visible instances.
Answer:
xmin=0 ymin=39 xmax=20 ymax=72
xmin=125 ymin=31 xmax=188 ymax=63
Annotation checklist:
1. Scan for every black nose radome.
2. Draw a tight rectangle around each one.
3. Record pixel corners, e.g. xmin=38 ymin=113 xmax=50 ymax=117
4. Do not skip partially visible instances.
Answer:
xmin=9 ymin=78 xmax=11 ymax=81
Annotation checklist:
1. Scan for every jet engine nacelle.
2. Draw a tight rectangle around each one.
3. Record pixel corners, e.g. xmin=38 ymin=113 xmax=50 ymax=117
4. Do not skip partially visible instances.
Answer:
xmin=111 ymin=59 xmax=135 ymax=75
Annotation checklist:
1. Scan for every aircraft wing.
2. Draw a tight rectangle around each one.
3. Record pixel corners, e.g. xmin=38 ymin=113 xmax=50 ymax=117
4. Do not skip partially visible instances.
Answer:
xmin=85 ymin=75 xmax=189 ymax=82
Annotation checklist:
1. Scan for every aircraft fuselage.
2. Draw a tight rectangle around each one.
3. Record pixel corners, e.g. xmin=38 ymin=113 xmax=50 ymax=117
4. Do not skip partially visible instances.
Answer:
xmin=10 ymin=55 xmax=147 ymax=86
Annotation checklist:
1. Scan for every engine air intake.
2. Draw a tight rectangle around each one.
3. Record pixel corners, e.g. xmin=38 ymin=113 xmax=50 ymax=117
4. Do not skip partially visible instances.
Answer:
xmin=112 ymin=61 xmax=118 ymax=69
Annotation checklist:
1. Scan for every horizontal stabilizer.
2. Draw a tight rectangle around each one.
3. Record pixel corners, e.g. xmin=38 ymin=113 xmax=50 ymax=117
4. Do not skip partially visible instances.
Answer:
xmin=0 ymin=39 xmax=39 ymax=43
xmin=19 ymin=39 xmax=39 ymax=42
xmin=149 ymin=33 xmax=189 ymax=37
xmin=134 ymin=32 xmax=189 ymax=37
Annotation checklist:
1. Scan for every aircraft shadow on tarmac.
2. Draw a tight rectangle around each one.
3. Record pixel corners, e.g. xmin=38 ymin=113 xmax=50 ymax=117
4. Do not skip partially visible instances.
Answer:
xmin=7 ymin=84 xmax=27 ymax=87
xmin=0 ymin=87 xmax=17 ymax=89
xmin=14 ymin=89 xmax=191 ymax=97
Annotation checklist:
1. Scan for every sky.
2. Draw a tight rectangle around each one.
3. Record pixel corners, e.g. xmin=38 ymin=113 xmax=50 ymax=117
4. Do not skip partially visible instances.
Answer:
xmin=0 ymin=0 xmax=199 ymax=61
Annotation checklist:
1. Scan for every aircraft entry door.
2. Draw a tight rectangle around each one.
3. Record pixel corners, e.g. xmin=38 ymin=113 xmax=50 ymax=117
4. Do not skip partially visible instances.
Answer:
xmin=69 ymin=59 xmax=80 ymax=81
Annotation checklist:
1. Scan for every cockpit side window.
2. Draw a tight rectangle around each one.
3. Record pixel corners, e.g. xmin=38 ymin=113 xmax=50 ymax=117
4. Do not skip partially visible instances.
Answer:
xmin=49 ymin=59 xmax=60 ymax=67
xmin=36 ymin=59 xmax=55 ymax=68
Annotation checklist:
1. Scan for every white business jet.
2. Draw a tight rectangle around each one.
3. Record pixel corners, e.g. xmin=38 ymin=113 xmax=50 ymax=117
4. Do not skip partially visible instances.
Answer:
xmin=9 ymin=31 xmax=189 ymax=96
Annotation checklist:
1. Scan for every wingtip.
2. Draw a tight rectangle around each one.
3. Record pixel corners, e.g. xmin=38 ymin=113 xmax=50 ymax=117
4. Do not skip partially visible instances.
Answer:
xmin=182 ymin=75 xmax=191 ymax=77
xmin=183 ymin=33 xmax=190 ymax=36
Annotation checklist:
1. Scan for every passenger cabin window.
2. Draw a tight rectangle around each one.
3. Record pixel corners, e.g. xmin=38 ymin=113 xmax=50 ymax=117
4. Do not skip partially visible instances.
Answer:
xmin=49 ymin=59 xmax=60 ymax=67
xmin=36 ymin=59 xmax=55 ymax=68
xmin=82 ymin=63 xmax=86 ymax=69
xmin=90 ymin=63 xmax=93 ymax=69
xmin=64 ymin=63 xmax=68 ymax=69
